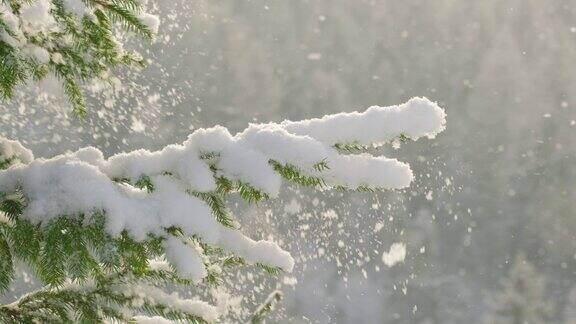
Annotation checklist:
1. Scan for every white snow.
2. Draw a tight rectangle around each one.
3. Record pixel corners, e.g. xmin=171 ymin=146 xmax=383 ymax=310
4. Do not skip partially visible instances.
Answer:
xmin=133 ymin=316 xmax=173 ymax=324
xmin=163 ymin=236 xmax=207 ymax=281
xmin=50 ymin=52 xmax=65 ymax=65
xmin=23 ymin=44 xmax=50 ymax=64
xmin=139 ymin=13 xmax=160 ymax=34
xmin=62 ymin=0 xmax=88 ymax=17
xmin=130 ymin=117 xmax=146 ymax=133
xmin=120 ymin=284 xmax=219 ymax=322
xmin=19 ymin=0 xmax=56 ymax=34
xmin=0 ymin=5 xmax=24 ymax=47
xmin=382 ymin=242 xmax=406 ymax=267
xmin=147 ymin=259 xmax=172 ymax=272
xmin=0 ymin=137 xmax=34 ymax=163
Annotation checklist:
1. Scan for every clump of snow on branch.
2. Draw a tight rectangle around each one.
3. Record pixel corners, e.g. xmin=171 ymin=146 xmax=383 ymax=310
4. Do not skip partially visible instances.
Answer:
xmin=0 ymin=137 xmax=34 ymax=164
xmin=138 ymin=12 xmax=160 ymax=34
xmin=382 ymin=242 xmax=407 ymax=267
xmin=163 ymin=236 xmax=207 ymax=281
xmin=0 ymin=97 xmax=444 ymax=301
xmin=132 ymin=316 xmax=173 ymax=324
xmin=120 ymin=284 xmax=219 ymax=322
xmin=279 ymin=97 xmax=446 ymax=145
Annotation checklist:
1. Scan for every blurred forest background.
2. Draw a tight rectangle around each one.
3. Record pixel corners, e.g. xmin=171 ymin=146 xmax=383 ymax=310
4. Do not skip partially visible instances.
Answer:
xmin=2 ymin=0 xmax=576 ymax=322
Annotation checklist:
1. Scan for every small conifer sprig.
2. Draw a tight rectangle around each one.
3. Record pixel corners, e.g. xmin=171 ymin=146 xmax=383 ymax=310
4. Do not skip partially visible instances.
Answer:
xmin=0 ymin=0 xmax=157 ymax=115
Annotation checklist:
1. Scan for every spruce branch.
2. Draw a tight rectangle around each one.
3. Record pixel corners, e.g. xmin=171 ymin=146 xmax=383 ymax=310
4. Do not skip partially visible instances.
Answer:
xmin=0 ymin=0 xmax=157 ymax=114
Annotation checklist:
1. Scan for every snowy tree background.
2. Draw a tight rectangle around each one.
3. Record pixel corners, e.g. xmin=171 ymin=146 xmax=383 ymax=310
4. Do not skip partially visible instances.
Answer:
xmin=2 ymin=0 xmax=576 ymax=322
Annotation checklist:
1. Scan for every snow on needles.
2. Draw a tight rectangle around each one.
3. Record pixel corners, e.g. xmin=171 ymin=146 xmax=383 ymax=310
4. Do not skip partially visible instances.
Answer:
xmin=120 ymin=284 xmax=219 ymax=322
xmin=0 ymin=137 xmax=34 ymax=164
xmin=0 ymin=97 xmax=445 ymax=300
xmin=0 ymin=0 xmax=159 ymax=60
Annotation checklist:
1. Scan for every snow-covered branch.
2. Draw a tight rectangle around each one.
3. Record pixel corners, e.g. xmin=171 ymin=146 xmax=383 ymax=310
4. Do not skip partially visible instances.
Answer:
xmin=0 ymin=97 xmax=445 ymax=322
